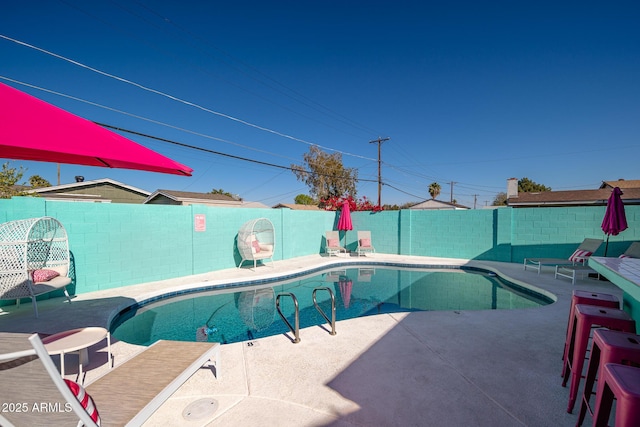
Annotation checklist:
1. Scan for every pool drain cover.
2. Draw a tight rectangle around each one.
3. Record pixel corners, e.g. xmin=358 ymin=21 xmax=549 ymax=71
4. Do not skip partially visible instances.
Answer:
xmin=182 ymin=398 xmax=218 ymax=421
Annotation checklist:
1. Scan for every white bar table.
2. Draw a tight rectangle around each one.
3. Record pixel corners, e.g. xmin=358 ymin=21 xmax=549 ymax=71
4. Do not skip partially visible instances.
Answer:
xmin=42 ymin=327 xmax=111 ymax=381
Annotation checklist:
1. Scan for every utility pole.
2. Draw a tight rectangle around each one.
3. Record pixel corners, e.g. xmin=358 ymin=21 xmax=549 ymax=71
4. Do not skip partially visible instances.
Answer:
xmin=369 ymin=137 xmax=390 ymax=206
xmin=473 ymin=194 xmax=478 ymax=209
xmin=449 ymin=181 xmax=457 ymax=203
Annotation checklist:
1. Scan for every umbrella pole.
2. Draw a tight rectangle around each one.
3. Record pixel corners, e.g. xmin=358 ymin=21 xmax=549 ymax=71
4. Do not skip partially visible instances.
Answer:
xmin=343 ymin=231 xmax=348 ymax=253
xmin=604 ymin=235 xmax=610 ymax=257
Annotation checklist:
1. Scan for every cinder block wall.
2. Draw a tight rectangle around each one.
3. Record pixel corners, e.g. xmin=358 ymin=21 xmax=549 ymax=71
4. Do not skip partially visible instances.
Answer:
xmin=1 ymin=197 xmax=639 ymax=304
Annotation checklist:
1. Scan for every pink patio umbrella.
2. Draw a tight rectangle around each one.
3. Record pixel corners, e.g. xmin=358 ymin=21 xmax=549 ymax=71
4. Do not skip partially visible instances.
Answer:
xmin=0 ymin=83 xmax=192 ymax=176
xmin=337 ymin=199 xmax=353 ymax=250
xmin=601 ymin=187 xmax=628 ymax=256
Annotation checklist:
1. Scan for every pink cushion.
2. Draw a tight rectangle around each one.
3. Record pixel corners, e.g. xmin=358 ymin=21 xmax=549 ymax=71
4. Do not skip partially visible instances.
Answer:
xmin=64 ymin=379 xmax=100 ymax=424
xmin=327 ymin=238 xmax=339 ymax=247
xmin=569 ymin=249 xmax=592 ymax=262
xmin=251 ymin=239 xmax=261 ymax=253
xmin=32 ymin=269 xmax=60 ymax=282
xmin=360 ymin=238 xmax=371 ymax=247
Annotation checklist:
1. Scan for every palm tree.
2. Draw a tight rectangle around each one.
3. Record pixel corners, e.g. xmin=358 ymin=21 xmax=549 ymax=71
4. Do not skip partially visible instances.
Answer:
xmin=428 ymin=182 xmax=441 ymax=200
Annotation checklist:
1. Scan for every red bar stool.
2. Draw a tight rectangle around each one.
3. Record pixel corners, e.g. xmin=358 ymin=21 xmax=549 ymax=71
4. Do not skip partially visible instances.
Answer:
xmin=576 ymin=329 xmax=640 ymax=426
xmin=562 ymin=291 xmax=619 ymax=369
xmin=592 ymin=363 xmax=640 ymax=427
xmin=563 ymin=304 xmax=636 ymax=413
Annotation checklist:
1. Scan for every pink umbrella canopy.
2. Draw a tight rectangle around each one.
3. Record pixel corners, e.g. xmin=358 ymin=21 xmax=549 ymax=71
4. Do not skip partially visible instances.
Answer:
xmin=601 ymin=187 xmax=628 ymax=256
xmin=337 ymin=200 xmax=353 ymax=231
xmin=0 ymin=83 xmax=193 ymax=176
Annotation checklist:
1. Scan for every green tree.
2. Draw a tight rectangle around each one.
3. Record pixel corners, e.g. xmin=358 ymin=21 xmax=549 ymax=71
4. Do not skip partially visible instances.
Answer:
xmin=0 ymin=162 xmax=29 ymax=199
xmin=29 ymin=175 xmax=51 ymax=189
xmin=492 ymin=178 xmax=551 ymax=206
xmin=210 ymin=188 xmax=241 ymax=200
xmin=428 ymin=182 xmax=441 ymax=199
xmin=294 ymin=194 xmax=315 ymax=205
xmin=518 ymin=177 xmax=551 ymax=193
xmin=492 ymin=192 xmax=508 ymax=206
xmin=292 ymin=145 xmax=357 ymax=200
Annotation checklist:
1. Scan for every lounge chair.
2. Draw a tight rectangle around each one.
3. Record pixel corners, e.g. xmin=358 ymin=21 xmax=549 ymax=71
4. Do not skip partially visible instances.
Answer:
xmin=523 ymin=238 xmax=603 ymax=274
xmin=0 ymin=332 xmax=220 ymax=426
xmin=356 ymin=231 xmax=375 ymax=256
xmin=325 ymin=231 xmax=347 ymax=257
xmin=619 ymin=241 xmax=640 ymax=258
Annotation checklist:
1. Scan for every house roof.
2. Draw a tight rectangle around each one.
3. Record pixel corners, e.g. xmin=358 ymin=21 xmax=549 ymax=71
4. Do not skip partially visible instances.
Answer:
xmin=600 ymin=179 xmax=640 ymax=189
xmin=507 ymin=188 xmax=640 ymax=206
xmin=408 ymin=199 xmax=470 ymax=210
xmin=28 ymin=178 xmax=150 ymax=196
xmin=272 ymin=203 xmax=322 ymax=210
xmin=240 ymin=201 xmax=271 ymax=209
xmin=144 ymin=189 xmax=240 ymax=205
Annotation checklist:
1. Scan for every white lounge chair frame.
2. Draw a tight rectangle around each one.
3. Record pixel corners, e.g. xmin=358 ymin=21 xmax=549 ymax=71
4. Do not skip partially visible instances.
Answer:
xmin=620 ymin=241 xmax=640 ymax=258
xmin=555 ymin=242 xmax=640 ymax=284
xmin=0 ymin=217 xmax=72 ymax=317
xmin=356 ymin=231 xmax=376 ymax=256
xmin=325 ymin=230 xmax=347 ymax=257
xmin=0 ymin=333 xmax=220 ymax=427
xmin=523 ymin=238 xmax=603 ymax=274
xmin=237 ymin=217 xmax=275 ymax=270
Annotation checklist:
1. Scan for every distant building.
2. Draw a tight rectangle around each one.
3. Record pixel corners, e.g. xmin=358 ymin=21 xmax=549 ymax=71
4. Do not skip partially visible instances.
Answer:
xmin=27 ymin=178 xmax=150 ymax=203
xmin=144 ymin=190 xmax=241 ymax=207
xmin=408 ymin=199 xmax=470 ymax=210
xmin=272 ymin=203 xmax=322 ymax=210
xmin=239 ymin=201 xmax=270 ymax=209
xmin=506 ymin=178 xmax=640 ymax=207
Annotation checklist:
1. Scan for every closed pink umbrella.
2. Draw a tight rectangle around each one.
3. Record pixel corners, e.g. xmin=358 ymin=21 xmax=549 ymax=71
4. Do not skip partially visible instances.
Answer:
xmin=0 ymin=83 xmax=192 ymax=176
xmin=337 ymin=200 xmax=353 ymax=250
xmin=601 ymin=187 xmax=628 ymax=256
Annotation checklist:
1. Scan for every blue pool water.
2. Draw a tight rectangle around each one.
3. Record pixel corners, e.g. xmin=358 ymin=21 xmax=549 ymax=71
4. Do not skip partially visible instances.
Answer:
xmin=111 ymin=265 xmax=552 ymax=346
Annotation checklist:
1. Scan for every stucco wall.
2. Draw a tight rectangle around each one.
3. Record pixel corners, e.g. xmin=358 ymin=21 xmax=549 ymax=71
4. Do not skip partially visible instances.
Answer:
xmin=1 ymin=197 xmax=638 ymax=304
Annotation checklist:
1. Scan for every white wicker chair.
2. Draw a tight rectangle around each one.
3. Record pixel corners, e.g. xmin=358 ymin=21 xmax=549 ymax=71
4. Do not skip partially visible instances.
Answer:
xmin=0 ymin=217 xmax=72 ymax=317
xmin=237 ymin=218 xmax=275 ymax=270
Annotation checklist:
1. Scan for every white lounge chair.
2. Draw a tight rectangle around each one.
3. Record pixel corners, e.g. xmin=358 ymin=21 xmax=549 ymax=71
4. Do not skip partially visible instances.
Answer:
xmin=356 ymin=231 xmax=376 ymax=256
xmin=619 ymin=241 xmax=640 ymax=258
xmin=523 ymin=238 xmax=603 ymax=274
xmin=325 ymin=231 xmax=347 ymax=257
xmin=0 ymin=332 xmax=220 ymax=426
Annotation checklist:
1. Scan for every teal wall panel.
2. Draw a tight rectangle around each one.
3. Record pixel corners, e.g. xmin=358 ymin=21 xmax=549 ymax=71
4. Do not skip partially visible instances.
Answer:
xmin=1 ymin=196 xmax=639 ymax=306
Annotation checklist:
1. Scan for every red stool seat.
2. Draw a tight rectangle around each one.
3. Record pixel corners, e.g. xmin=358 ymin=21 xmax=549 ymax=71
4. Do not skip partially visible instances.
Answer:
xmin=562 ymin=291 xmax=619 ymax=368
xmin=593 ymin=363 xmax=640 ymax=427
xmin=562 ymin=304 xmax=636 ymax=413
xmin=576 ymin=329 xmax=640 ymax=426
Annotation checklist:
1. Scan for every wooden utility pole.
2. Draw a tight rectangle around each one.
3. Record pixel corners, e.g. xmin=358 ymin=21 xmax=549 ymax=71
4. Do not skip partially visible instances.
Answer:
xmin=369 ymin=137 xmax=390 ymax=206
xmin=449 ymin=181 xmax=457 ymax=203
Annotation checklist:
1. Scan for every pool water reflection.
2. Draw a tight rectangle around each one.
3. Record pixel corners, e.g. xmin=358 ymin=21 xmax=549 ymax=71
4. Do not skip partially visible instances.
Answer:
xmin=111 ymin=266 xmax=552 ymax=345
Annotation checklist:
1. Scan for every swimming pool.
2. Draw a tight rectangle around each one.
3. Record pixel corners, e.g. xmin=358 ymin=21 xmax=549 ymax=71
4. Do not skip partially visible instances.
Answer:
xmin=111 ymin=264 xmax=552 ymax=346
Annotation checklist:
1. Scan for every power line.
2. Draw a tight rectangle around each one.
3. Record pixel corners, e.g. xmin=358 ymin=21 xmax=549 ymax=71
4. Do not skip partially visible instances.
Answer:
xmin=96 ymin=122 xmax=380 ymax=184
xmin=0 ymin=34 xmax=376 ymax=162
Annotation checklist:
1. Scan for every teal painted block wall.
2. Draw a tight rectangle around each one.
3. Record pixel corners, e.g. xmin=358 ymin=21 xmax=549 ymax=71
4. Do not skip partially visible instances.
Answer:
xmin=1 ymin=197 xmax=639 ymax=307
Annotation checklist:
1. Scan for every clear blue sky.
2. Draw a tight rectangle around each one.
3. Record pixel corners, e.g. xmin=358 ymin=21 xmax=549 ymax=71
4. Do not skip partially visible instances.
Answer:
xmin=2 ymin=1 xmax=639 ymax=208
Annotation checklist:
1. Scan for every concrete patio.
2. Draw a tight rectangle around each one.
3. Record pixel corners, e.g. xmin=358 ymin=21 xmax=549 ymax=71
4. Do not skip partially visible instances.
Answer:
xmin=0 ymin=253 xmax=625 ymax=426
